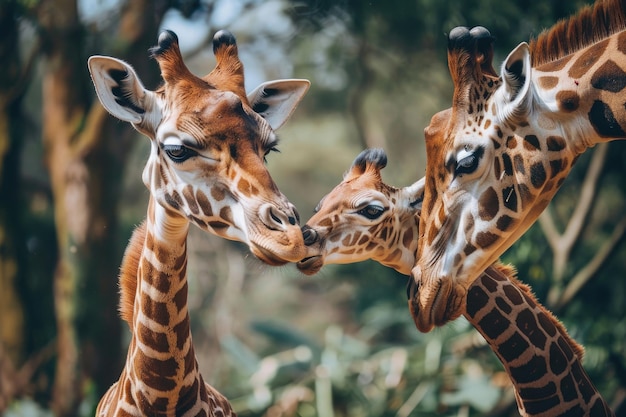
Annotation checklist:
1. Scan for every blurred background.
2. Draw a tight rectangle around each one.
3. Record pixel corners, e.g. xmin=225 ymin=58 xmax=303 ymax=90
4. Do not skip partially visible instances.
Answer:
xmin=1 ymin=0 xmax=625 ymax=416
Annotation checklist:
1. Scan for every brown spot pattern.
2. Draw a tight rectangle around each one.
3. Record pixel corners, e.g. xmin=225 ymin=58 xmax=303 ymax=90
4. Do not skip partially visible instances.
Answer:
xmin=402 ymin=228 xmax=414 ymax=249
xmin=183 ymin=185 xmax=199 ymax=215
xmin=538 ymin=75 xmax=559 ymax=89
xmin=503 ymin=186 xmax=518 ymax=212
xmin=493 ymin=158 xmax=502 ymax=180
xmin=219 ymin=206 xmax=233 ymax=224
xmin=476 ymin=231 xmax=498 ymax=248
xmin=568 ymin=39 xmax=608 ymax=79
xmin=523 ymin=135 xmax=541 ymax=151
xmin=496 ymin=215 xmax=513 ymax=231
xmin=591 ymin=60 xmax=626 ymax=92
xmin=556 ymin=90 xmax=580 ymax=112
xmin=537 ymin=55 xmax=571 ymax=73
xmin=513 ymin=154 xmax=525 ymax=175
xmin=478 ymin=187 xmax=499 ymax=221
xmin=516 ymin=308 xmax=547 ymax=349
xmin=464 ymin=212 xmax=474 ymax=234
xmin=211 ymin=187 xmax=226 ymax=202
xmin=142 ymin=297 xmax=170 ymax=326
xmin=530 ymin=162 xmax=547 ymax=189
xmin=546 ymin=135 xmax=566 ymax=151
xmin=196 ymin=190 xmax=213 ymax=217
xmin=619 ymin=31 xmax=626 ymax=54
xmin=506 ymin=136 xmax=517 ymax=149
xmin=237 ymin=178 xmax=253 ymax=197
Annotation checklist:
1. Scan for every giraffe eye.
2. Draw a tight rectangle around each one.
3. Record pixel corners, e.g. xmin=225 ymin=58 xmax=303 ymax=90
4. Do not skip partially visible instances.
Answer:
xmin=455 ymin=147 xmax=484 ymax=176
xmin=164 ymin=144 xmax=197 ymax=163
xmin=357 ymin=205 xmax=385 ymax=220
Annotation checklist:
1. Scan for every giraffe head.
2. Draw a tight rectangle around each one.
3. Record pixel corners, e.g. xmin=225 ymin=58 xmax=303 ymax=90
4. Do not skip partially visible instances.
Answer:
xmin=298 ymin=148 xmax=423 ymax=275
xmin=413 ymin=2 xmax=626 ymax=332
xmin=88 ymin=30 xmax=310 ymax=265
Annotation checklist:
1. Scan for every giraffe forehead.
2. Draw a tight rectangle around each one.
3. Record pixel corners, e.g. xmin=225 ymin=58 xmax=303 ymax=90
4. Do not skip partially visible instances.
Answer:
xmin=323 ymin=178 xmax=388 ymax=209
xmin=351 ymin=188 xmax=389 ymax=207
xmin=168 ymin=91 xmax=265 ymax=142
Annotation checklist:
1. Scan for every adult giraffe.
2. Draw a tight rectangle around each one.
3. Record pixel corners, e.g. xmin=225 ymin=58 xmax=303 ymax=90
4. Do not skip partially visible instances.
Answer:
xmin=88 ymin=30 xmax=309 ymax=416
xmin=297 ymin=148 xmax=614 ymax=417
xmin=411 ymin=0 xmax=626 ymax=332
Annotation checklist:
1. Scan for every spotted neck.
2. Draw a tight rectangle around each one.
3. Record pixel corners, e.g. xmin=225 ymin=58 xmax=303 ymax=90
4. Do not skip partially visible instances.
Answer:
xmin=467 ymin=264 xmax=614 ymax=417
xmin=96 ymin=199 xmax=234 ymax=417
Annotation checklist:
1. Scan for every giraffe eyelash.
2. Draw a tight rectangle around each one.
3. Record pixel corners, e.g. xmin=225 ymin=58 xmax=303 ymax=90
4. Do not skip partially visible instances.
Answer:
xmin=263 ymin=144 xmax=280 ymax=163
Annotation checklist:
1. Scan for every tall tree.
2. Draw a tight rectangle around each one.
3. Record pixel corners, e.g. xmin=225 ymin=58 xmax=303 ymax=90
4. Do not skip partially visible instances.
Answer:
xmin=0 ymin=0 xmax=28 ymax=368
xmin=37 ymin=0 xmax=167 ymax=414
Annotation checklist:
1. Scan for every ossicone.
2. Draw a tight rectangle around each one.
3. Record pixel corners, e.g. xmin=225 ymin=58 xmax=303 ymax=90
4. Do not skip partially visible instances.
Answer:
xmin=149 ymin=30 xmax=192 ymax=84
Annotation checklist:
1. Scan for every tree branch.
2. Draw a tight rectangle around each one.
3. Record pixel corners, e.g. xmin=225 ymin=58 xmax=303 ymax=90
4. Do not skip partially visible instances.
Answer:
xmin=542 ymin=144 xmax=608 ymax=305
xmin=556 ymin=214 xmax=626 ymax=311
xmin=73 ymin=103 xmax=108 ymax=157
xmin=560 ymin=143 xmax=607 ymax=254
xmin=538 ymin=207 xmax=560 ymax=251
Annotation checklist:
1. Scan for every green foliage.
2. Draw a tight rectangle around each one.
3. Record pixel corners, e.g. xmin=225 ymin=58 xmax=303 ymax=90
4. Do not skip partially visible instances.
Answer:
xmin=5 ymin=398 xmax=54 ymax=417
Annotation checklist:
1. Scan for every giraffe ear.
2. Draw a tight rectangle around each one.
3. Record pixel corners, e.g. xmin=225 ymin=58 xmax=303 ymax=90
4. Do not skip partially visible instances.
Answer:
xmin=497 ymin=42 xmax=532 ymax=119
xmin=88 ymin=56 xmax=157 ymax=125
xmin=404 ymin=177 xmax=425 ymax=211
xmin=247 ymin=79 xmax=310 ymax=130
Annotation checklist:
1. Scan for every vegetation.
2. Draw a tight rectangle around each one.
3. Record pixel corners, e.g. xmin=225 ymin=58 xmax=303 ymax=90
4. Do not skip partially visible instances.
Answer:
xmin=0 ymin=0 xmax=624 ymax=416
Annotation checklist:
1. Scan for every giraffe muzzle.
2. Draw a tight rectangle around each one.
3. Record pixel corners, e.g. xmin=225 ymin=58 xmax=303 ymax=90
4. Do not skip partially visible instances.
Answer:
xmin=296 ymin=255 xmax=323 ymax=275
xmin=296 ymin=225 xmax=324 ymax=275
xmin=259 ymin=203 xmax=298 ymax=230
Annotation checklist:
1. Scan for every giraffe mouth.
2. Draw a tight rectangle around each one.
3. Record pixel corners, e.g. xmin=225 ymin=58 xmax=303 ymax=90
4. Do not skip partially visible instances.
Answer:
xmin=296 ymin=256 xmax=323 ymax=275
xmin=251 ymin=245 xmax=290 ymax=266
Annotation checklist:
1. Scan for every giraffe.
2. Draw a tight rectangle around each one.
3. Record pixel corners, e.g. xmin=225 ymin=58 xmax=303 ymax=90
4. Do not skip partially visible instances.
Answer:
xmin=87 ymin=30 xmax=309 ymax=416
xmin=297 ymin=148 xmax=614 ymax=417
xmin=410 ymin=0 xmax=626 ymax=332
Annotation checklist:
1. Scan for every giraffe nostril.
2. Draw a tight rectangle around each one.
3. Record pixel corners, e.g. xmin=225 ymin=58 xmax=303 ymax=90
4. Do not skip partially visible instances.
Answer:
xmin=302 ymin=227 xmax=318 ymax=246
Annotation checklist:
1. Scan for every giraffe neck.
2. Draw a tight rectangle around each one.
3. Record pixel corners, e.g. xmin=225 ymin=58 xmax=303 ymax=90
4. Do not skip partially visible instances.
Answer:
xmin=531 ymin=30 xmax=626 ymax=155
xmin=374 ymin=211 xmax=419 ymax=275
xmin=465 ymin=264 xmax=614 ymax=417
xmin=100 ymin=198 xmax=215 ymax=416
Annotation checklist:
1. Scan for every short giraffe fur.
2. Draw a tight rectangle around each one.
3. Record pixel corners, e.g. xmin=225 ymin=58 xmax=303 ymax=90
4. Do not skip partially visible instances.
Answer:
xmin=412 ymin=0 xmax=626 ymax=332
xmin=298 ymin=148 xmax=614 ymax=417
xmin=88 ymin=30 xmax=309 ymax=416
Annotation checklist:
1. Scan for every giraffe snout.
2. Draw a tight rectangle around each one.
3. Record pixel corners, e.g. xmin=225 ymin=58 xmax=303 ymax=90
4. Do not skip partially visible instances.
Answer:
xmin=259 ymin=203 xmax=299 ymax=231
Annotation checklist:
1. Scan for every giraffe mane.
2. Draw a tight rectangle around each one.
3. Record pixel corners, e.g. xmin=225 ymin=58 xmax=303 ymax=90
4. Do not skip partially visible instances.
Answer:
xmin=492 ymin=262 xmax=586 ymax=361
xmin=529 ymin=0 xmax=626 ymax=67
xmin=118 ymin=221 xmax=146 ymax=327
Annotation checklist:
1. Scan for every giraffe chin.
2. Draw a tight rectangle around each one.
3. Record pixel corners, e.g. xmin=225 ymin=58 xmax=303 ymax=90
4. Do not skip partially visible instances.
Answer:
xmin=296 ymin=256 xmax=324 ymax=276
xmin=411 ymin=277 xmax=466 ymax=333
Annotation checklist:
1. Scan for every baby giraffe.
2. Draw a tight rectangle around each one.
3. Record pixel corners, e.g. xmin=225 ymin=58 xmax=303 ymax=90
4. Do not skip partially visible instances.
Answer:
xmin=88 ymin=30 xmax=309 ymax=416
xmin=298 ymin=148 xmax=613 ymax=417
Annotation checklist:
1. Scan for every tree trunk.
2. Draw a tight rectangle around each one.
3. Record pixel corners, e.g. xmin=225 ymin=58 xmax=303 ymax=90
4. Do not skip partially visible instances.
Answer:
xmin=39 ymin=2 xmax=92 ymax=414
xmin=0 ymin=0 xmax=26 ymax=372
xmin=38 ymin=1 xmax=166 ymax=414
